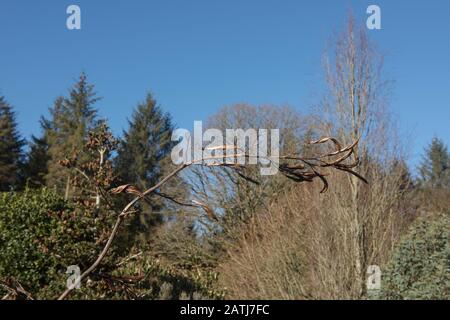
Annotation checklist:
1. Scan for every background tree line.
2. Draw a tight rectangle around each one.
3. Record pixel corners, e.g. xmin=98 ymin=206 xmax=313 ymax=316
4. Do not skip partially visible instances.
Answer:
xmin=0 ymin=17 xmax=448 ymax=300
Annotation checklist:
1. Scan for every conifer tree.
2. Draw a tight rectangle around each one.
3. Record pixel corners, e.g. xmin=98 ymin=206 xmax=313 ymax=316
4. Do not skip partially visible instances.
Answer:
xmin=0 ymin=96 xmax=25 ymax=191
xmin=115 ymin=93 xmax=177 ymax=239
xmin=419 ymin=137 xmax=450 ymax=189
xmin=22 ymin=134 xmax=50 ymax=188
xmin=44 ymin=73 xmax=100 ymax=198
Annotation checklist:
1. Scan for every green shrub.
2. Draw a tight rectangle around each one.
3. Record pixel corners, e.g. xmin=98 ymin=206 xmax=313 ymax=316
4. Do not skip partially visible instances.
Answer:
xmin=0 ymin=188 xmax=117 ymax=299
xmin=0 ymin=188 xmax=223 ymax=300
xmin=380 ymin=213 xmax=449 ymax=300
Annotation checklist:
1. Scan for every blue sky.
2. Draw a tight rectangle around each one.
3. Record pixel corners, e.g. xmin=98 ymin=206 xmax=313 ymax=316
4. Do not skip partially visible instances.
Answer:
xmin=0 ymin=0 xmax=449 ymax=169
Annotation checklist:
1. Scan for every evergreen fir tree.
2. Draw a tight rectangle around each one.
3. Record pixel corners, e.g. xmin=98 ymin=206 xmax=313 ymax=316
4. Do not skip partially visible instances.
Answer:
xmin=0 ymin=96 xmax=25 ymax=191
xmin=116 ymin=93 xmax=173 ymax=187
xmin=419 ymin=137 xmax=450 ymax=189
xmin=115 ymin=93 xmax=177 ymax=240
xmin=44 ymin=73 xmax=101 ymax=197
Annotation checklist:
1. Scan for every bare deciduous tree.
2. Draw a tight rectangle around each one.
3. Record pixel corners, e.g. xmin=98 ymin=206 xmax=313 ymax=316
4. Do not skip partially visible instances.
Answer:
xmin=311 ymin=15 xmax=411 ymax=298
xmin=187 ymin=104 xmax=308 ymax=238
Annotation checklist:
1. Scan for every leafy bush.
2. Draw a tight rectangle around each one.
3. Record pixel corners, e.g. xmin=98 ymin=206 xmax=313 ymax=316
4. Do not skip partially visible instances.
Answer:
xmin=380 ymin=213 xmax=449 ymax=300
xmin=0 ymin=188 xmax=117 ymax=299
xmin=0 ymin=188 xmax=224 ymax=300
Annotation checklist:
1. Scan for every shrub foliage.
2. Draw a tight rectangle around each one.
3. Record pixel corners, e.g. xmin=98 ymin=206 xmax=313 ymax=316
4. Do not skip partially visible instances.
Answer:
xmin=380 ymin=213 xmax=449 ymax=300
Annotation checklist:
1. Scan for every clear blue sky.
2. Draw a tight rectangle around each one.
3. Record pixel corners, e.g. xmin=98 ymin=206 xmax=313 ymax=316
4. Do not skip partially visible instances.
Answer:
xmin=1 ymin=0 xmax=449 ymax=169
